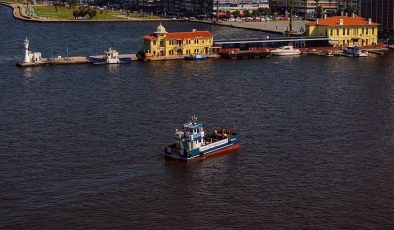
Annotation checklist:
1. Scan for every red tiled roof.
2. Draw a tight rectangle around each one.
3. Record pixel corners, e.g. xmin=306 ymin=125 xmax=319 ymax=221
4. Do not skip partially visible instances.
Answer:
xmin=143 ymin=35 xmax=157 ymax=40
xmin=143 ymin=31 xmax=213 ymax=40
xmin=166 ymin=31 xmax=213 ymax=39
xmin=306 ymin=16 xmax=379 ymax=26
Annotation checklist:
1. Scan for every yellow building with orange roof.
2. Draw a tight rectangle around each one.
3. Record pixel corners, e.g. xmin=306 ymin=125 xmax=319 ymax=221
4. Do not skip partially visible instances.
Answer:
xmin=306 ymin=15 xmax=379 ymax=47
xmin=138 ymin=23 xmax=213 ymax=60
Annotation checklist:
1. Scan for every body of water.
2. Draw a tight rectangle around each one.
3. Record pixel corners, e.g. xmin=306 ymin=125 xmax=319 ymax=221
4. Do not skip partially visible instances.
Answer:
xmin=1 ymin=5 xmax=394 ymax=229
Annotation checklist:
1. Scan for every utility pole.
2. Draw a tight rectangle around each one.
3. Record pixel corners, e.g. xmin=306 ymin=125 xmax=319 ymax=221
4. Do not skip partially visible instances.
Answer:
xmin=216 ymin=0 xmax=219 ymax=21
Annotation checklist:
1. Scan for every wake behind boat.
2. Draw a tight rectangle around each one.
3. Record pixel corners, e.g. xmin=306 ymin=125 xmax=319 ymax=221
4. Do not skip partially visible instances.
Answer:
xmin=165 ymin=115 xmax=239 ymax=161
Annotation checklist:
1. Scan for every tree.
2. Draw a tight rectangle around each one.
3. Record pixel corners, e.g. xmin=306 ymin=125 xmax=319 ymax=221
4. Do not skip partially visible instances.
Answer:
xmin=315 ymin=0 xmax=320 ymax=19
xmin=243 ymin=10 xmax=251 ymax=17
xmin=346 ymin=5 xmax=357 ymax=14
xmin=316 ymin=5 xmax=323 ymax=18
xmin=72 ymin=9 xmax=80 ymax=18
xmin=69 ymin=0 xmax=76 ymax=9
xmin=258 ymin=7 xmax=270 ymax=15
xmin=252 ymin=9 xmax=259 ymax=17
xmin=268 ymin=0 xmax=277 ymax=14
xmin=86 ymin=9 xmax=97 ymax=18
xmin=232 ymin=10 xmax=240 ymax=17
xmin=79 ymin=8 xmax=87 ymax=17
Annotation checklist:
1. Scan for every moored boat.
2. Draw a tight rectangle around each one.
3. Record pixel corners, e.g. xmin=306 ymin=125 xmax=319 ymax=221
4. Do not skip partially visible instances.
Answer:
xmin=90 ymin=47 xmax=132 ymax=64
xmin=344 ymin=46 xmax=368 ymax=57
xmin=184 ymin=53 xmax=208 ymax=60
xmin=270 ymin=45 xmax=301 ymax=56
xmin=165 ymin=115 xmax=239 ymax=161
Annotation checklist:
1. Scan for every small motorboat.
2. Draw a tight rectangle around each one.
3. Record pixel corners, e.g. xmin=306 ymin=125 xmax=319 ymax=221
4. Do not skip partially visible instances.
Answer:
xmin=325 ymin=50 xmax=334 ymax=57
xmin=270 ymin=45 xmax=301 ymax=56
xmin=344 ymin=46 xmax=368 ymax=57
xmin=184 ymin=53 xmax=208 ymax=60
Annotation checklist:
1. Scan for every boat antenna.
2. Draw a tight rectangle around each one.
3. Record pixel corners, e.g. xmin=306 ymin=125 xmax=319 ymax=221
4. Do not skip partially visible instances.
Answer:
xmin=191 ymin=114 xmax=198 ymax=124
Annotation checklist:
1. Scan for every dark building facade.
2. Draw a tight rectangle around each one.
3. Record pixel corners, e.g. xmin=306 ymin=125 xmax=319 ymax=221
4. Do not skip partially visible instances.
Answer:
xmin=126 ymin=0 xmax=213 ymax=16
xmin=161 ymin=0 xmax=213 ymax=16
xmin=359 ymin=0 xmax=394 ymax=34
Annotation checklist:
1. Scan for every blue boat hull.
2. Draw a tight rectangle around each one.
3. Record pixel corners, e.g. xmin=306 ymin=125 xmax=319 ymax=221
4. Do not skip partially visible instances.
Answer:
xmin=184 ymin=56 xmax=208 ymax=61
xmin=89 ymin=57 xmax=132 ymax=64
xmin=165 ymin=135 xmax=239 ymax=161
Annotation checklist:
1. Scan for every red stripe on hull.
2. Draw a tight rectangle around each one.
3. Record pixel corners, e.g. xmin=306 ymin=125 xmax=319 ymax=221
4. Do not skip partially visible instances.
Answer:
xmin=196 ymin=143 xmax=240 ymax=160
xmin=165 ymin=143 xmax=240 ymax=161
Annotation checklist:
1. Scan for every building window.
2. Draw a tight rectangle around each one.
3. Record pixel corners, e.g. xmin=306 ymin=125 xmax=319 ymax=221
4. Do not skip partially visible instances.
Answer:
xmin=372 ymin=28 xmax=375 ymax=35
xmin=337 ymin=28 xmax=339 ymax=36
xmin=343 ymin=29 xmax=345 ymax=36
xmin=194 ymin=39 xmax=198 ymax=44
xmin=366 ymin=28 xmax=368 ymax=35
xmin=153 ymin=40 xmax=156 ymax=45
xmin=347 ymin=29 xmax=349 ymax=36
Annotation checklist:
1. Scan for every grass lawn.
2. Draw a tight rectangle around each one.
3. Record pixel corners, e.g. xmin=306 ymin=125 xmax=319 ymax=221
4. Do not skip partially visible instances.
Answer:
xmin=33 ymin=6 xmax=74 ymax=19
xmin=32 ymin=6 xmax=123 ymax=20
xmin=0 ymin=0 xmax=22 ymax=3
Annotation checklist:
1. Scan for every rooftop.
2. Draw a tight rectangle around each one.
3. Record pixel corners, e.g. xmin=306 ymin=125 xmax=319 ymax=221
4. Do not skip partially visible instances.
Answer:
xmin=306 ymin=16 xmax=379 ymax=27
xmin=144 ymin=31 xmax=213 ymax=40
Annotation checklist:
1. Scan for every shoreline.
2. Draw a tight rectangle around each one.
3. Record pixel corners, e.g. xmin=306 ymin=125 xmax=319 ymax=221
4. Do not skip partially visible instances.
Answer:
xmin=0 ymin=2 xmax=295 ymax=35
xmin=0 ymin=2 xmax=175 ymax=22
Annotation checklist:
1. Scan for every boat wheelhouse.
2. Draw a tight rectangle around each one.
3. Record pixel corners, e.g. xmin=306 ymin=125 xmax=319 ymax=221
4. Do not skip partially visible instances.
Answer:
xmin=90 ymin=47 xmax=132 ymax=64
xmin=165 ymin=115 xmax=239 ymax=161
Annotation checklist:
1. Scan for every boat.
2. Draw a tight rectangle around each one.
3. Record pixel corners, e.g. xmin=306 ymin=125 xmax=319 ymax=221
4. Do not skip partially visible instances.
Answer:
xmin=344 ymin=46 xmax=368 ymax=57
xmin=164 ymin=115 xmax=240 ymax=161
xmin=184 ymin=53 xmax=208 ymax=60
xmin=90 ymin=47 xmax=132 ymax=64
xmin=270 ymin=45 xmax=301 ymax=56
xmin=325 ymin=50 xmax=334 ymax=57
xmin=389 ymin=44 xmax=394 ymax=50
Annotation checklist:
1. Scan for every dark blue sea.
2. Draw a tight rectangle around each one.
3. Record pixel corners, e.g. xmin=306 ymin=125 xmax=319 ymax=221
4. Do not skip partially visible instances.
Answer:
xmin=1 ymin=5 xmax=394 ymax=229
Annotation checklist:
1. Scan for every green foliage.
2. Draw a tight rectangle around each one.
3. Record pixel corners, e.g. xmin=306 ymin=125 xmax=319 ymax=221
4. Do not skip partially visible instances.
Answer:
xmin=72 ymin=9 xmax=79 ymax=18
xmin=232 ymin=10 xmax=240 ymax=17
xmin=69 ymin=0 xmax=76 ymax=7
xmin=316 ymin=5 xmax=322 ymax=18
xmin=346 ymin=5 xmax=357 ymax=14
xmin=258 ymin=7 xmax=270 ymax=15
xmin=243 ymin=10 xmax=251 ymax=17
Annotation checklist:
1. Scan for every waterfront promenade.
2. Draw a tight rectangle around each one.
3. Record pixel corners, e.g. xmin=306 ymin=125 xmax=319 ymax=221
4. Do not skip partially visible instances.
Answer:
xmin=0 ymin=2 xmax=304 ymax=34
xmin=215 ymin=20 xmax=307 ymax=34
xmin=0 ymin=2 xmax=169 ymax=22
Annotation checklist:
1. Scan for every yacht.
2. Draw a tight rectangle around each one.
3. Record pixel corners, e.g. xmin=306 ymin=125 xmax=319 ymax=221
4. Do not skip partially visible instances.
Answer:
xmin=270 ymin=45 xmax=301 ymax=56
xmin=344 ymin=46 xmax=368 ymax=57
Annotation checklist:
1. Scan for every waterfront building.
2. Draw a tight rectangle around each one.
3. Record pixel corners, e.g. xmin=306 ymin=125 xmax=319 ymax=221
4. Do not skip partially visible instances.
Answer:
xmin=140 ymin=24 xmax=213 ymax=58
xmin=359 ymin=0 xmax=394 ymax=34
xmin=276 ymin=0 xmax=338 ymax=18
xmin=161 ymin=0 xmax=214 ymax=16
xmin=306 ymin=15 xmax=379 ymax=46
xmin=126 ymin=0 xmax=214 ymax=16
xmin=213 ymin=0 xmax=269 ymax=13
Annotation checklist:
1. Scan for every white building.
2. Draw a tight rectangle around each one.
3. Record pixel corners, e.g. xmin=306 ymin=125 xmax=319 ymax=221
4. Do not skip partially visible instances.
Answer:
xmin=214 ymin=0 xmax=269 ymax=12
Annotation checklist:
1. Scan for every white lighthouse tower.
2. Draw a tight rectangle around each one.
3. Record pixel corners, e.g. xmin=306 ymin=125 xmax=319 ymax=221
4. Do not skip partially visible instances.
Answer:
xmin=24 ymin=38 xmax=30 ymax=63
